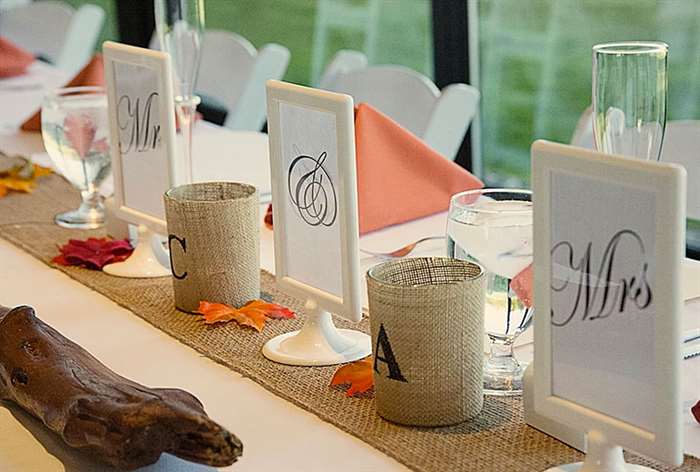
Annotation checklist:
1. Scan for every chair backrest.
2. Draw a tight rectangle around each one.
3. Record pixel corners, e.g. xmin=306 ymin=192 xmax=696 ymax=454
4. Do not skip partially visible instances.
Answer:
xmin=198 ymin=30 xmax=290 ymax=131
xmin=0 ymin=0 xmax=30 ymax=12
xmin=0 ymin=1 xmax=74 ymax=65
xmin=0 ymin=1 xmax=104 ymax=74
xmin=661 ymin=121 xmax=700 ymax=220
xmin=318 ymin=49 xmax=367 ymax=90
xmin=55 ymin=4 xmax=105 ymax=73
xmin=321 ymin=51 xmax=480 ymax=161
xmin=151 ymin=30 xmax=290 ymax=132
xmin=571 ymin=108 xmax=700 ymax=220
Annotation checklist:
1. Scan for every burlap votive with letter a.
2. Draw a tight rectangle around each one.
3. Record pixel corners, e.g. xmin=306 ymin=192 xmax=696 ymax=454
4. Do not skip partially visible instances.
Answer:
xmin=164 ymin=182 xmax=260 ymax=313
xmin=366 ymin=257 xmax=485 ymax=427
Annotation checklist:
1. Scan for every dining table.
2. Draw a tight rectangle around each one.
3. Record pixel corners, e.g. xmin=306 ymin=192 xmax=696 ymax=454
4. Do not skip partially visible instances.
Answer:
xmin=0 ymin=60 xmax=698 ymax=471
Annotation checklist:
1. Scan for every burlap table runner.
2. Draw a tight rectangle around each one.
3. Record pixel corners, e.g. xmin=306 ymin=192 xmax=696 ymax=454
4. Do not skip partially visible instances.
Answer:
xmin=0 ymin=174 xmax=698 ymax=472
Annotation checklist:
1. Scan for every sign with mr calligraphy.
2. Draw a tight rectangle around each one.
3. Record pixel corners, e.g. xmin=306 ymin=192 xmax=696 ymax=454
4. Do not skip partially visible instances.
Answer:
xmin=112 ymin=60 xmax=169 ymax=220
xmin=103 ymin=41 xmax=178 ymax=234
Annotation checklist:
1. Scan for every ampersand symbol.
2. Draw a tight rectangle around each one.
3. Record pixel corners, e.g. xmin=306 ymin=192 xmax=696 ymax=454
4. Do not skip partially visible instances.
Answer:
xmin=287 ymin=151 xmax=337 ymax=227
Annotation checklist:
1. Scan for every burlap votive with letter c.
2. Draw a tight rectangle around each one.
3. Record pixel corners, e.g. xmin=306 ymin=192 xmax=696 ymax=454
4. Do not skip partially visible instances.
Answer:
xmin=366 ymin=257 xmax=485 ymax=427
xmin=164 ymin=182 xmax=260 ymax=313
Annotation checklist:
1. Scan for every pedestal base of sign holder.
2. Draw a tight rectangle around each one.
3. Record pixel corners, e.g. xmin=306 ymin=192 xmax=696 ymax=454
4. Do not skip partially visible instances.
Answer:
xmin=262 ymin=300 xmax=371 ymax=366
xmin=544 ymin=430 xmax=657 ymax=472
xmin=103 ymin=225 xmax=170 ymax=278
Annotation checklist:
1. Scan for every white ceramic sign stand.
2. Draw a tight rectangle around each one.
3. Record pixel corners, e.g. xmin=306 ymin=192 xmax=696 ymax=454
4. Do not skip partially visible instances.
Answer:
xmin=545 ymin=431 xmax=651 ymax=472
xmin=102 ymin=42 xmax=183 ymax=279
xmin=263 ymin=80 xmax=371 ymax=366
xmin=531 ymin=141 xmax=686 ymax=472
xmin=103 ymin=226 xmax=170 ymax=278
xmin=263 ymin=299 xmax=370 ymax=366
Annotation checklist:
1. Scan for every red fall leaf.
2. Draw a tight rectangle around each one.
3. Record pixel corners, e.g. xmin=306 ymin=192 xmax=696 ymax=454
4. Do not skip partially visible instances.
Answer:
xmin=330 ymin=356 xmax=374 ymax=397
xmin=52 ymin=237 xmax=133 ymax=270
xmin=196 ymin=299 xmax=296 ymax=332
xmin=692 ymin=400 xmax=700 ymax=424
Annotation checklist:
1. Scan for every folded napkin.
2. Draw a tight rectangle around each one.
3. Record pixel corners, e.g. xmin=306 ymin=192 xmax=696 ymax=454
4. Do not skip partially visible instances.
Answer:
xmin=20 ymin=55 xmax=105 ymax=132
xmin=0 ymin=36 xmax=34 ymax=78
xmin=354 ymin=103 xmax=483 ymax=233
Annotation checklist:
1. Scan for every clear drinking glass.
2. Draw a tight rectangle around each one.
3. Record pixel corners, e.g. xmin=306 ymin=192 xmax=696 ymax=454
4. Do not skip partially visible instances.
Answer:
xmin=592 ymin=41 xmax=668 ymax=161
xmin=155 ymin=0 xmax=205 ymax=182
xmin=447 ymin=189 xmax=533 ymax=396
xmin=41 ymin=86 xmax=111 ymax=229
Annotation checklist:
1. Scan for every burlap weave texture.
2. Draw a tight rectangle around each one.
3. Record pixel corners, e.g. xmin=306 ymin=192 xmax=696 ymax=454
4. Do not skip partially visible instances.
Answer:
xmin=0 ymin=174 xmax=697 ymax=472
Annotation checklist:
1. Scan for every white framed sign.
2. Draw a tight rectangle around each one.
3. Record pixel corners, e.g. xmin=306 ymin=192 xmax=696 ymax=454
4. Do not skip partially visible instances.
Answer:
xmin=262 ymin=80 xmax=369 ymax=366
xmin=103 ymin=41 xmax=179 ymax=235
xmin=532 ymin=140 xmax=686 ymax=469
xmin=266 ymin=80 xmax=362 ymax=320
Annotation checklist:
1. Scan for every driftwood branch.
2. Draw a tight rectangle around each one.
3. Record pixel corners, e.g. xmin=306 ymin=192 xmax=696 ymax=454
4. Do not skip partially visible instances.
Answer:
xmin=0 ymin=305 xmax=243 ymax=470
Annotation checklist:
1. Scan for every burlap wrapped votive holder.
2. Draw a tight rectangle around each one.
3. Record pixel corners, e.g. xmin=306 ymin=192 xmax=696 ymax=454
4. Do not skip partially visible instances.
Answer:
xmin=366 ymin=257 xmax=485 ymax=427
xmin=164 ymin=182 xmax=260 ymax=313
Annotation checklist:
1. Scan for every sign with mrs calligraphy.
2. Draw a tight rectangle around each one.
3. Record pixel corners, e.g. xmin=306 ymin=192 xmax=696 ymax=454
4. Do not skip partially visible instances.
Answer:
xmin=532 ymin=140 xmax=686 ymax=467
xmin=103 ymin=41 xmax=179 ymax=234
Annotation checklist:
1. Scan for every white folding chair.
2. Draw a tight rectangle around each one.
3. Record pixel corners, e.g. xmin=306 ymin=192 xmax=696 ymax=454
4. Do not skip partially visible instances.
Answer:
xmin=320 ymin=50 xmax=480 ymax=161
xmin=151 ymin=30 xmax=290 ymax=132
xmin=310 ymin=0 xmax=379 ymax=85
xmin=571 ymin=108 xmax=700 ymax=220
xmin=0 ymin=1 xmax=104 ymax=74
xmin=660 ymin=121 xmax=700 ymax=221
xmin=0 ymin=0 xmax=30 ymax=12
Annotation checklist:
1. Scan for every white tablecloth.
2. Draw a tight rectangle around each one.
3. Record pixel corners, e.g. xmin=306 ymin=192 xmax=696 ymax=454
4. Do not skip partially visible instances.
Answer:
xmin=0 ymin=63 xmax=698 ymax=471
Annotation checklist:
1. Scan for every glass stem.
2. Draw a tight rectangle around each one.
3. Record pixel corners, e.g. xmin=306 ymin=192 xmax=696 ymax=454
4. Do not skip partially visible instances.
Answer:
xmin=485 ymin=337 xmax=520 ymax=373
xmin=175 ymin=95 xmax=201 ymax=184
xmin=79 ymin=188 xmax=103 ymax=214
xmin=490 ymin=338 xmax=514 ymax=360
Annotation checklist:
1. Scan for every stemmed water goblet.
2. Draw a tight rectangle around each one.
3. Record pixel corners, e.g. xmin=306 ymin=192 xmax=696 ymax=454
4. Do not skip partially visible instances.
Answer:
xmin=41 ymin=86 xmax=111 ymax=229
xmin=447 ymin=189 xmax=533 ymax=396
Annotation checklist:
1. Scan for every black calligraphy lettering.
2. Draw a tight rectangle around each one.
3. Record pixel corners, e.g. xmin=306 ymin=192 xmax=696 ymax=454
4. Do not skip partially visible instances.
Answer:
xmin=551 ymin=229 xmax=653 ymax=327
xmin=168 ymin=234 xmax=187 ymax=280
xmin=116 ymin=92 xmax=161 ymax=154
xmin=373 ymin=324 xmax=407 ymax=382
xmin=287 ymin=151 xmax=337 ymax=227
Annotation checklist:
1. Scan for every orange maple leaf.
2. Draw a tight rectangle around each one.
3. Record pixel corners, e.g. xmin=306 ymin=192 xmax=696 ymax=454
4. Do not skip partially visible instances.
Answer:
xmin=196 ymin=299 xmax=296 ymax=332
xmin=32 ymin=164 xmax=53 ymax=178
xmin=0 ymin=177 xmax=35 ymax=193
xmin=0 ymin=162 xmax=52 ymax=198
xmin=242 ymin=299 xmax=295 ymax=319
xmin=330 ymin=356 xmax=374 ymax=397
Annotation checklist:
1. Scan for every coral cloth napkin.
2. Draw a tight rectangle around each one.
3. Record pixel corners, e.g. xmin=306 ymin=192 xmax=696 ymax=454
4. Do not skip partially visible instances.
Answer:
xmin=354 ymin=103 xmax=483 ymax=234
xmin=267 ymin=103 xmax=483 ymax=235
xmin=20 ymin=55 xmax=105 ymax=132
xmin=0 ymin=36 xmax=34 ymax=78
